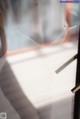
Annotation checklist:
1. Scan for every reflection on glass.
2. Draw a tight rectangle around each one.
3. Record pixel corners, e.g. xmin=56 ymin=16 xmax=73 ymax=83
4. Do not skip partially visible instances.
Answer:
xmin=0 ymin=1 xmax=79 ymax=119
xmin=3 ymin=0 xmax=67 ymax=51
xmin=0 ymin=0 xmax=79 ymax=52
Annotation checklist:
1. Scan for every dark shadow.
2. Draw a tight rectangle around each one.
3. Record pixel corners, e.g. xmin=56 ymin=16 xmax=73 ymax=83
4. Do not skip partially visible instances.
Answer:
xmin=0 ymin=61 xmax=39 ymax=119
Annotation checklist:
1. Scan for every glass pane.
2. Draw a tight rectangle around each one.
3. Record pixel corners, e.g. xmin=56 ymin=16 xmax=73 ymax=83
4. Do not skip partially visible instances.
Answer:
xmin=0 ymin=1 xmax=79 ymax=119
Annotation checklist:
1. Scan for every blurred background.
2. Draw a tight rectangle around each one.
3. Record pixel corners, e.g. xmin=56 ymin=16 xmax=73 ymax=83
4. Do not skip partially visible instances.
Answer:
xmin=2 ymin=0 xmax=78 ymax=52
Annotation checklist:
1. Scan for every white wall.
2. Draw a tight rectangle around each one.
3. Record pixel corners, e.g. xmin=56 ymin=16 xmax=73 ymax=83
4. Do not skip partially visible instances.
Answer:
xmin=7 ymin=41 xmax=77 ymax=119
